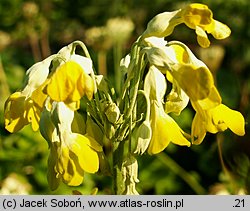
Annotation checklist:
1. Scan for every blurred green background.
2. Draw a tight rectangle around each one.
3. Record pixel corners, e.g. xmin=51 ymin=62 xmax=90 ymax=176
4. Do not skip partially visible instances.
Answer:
xmin=0 ymin=0 xmax=249 ymax=195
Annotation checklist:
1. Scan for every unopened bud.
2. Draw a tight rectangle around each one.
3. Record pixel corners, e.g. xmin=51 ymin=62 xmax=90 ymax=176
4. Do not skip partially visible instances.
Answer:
xmin=134 ymin=121 xmax=152 ymax=155
xmin=122 ymin=155 xmax=139 ymax=195
xmin=105 ymin=102 xmax=120 ymax=124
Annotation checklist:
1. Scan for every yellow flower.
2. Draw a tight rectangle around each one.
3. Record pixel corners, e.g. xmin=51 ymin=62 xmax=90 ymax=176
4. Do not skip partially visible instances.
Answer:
xmin=144 ymin=66 xmax=190 ymax=155
xmin=4 ymin=41 xmax=96 ymax=133
xmin=192 ymin=102 xmax=245 ymax=145
xmin=4 ymin=56 xmax=56 ymax=132
xmin=51 ymin=133 xmax=102 ymax=188
xmin=148 ymin=101 xmax=190 ymax=155
xmin=4 ymin=82 xmax=48 ymax=132
xmin=142 ymin=3 xmax=231 ymax=48
xmin=181 ymin=3 xmax=231 ymax=48
xmin=143 ymin=42 xmax=215 ymax=103
xmin=45 ymin=61 xmax=94 ymax=105
xmin=4 ymin=92 xmax=28 ymax=132
xmin=40 ymin=102 xmax=102 ymax=190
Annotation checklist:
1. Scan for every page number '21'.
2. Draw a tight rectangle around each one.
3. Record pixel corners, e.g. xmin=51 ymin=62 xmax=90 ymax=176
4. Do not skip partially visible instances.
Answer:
xmin=233 ymin=199 xmax=245 ymax=208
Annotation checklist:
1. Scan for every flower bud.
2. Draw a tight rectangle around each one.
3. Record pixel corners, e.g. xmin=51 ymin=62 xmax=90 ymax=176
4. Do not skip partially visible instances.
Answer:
xmin=134 ymin=121 xmax=152 ymax=155
xmin=144 ymin=66 xmax=167 ymax=102
xmin=142 ymin=10 xmax=182 ymax=38
xmin=105 ymin=102 xmax=120 ymax=124
xmin=122 ymin=155 xmax=139 ymax=195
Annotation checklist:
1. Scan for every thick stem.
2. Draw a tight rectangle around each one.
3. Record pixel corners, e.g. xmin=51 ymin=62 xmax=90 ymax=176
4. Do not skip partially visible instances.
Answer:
xmin=112 ymin=140 xmax=125 ymax=194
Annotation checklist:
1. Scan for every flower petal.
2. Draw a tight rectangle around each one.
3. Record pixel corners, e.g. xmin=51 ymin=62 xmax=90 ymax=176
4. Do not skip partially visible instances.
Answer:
xmin=182 ymin=3 xmax=212 ymax=29
xmin=211 ymin=20 xmax=231 ymax=39
xmin=46 ymin=61 xmax=94 ymax=103
xmin=148 ymin=102 xmax=190 ymax=155
xmin=70 ymin=133 xmax=101 ymax=173
xmin=70 ymin=55 xmax=94 ymax=74
xmin=212 ymin=104 xmax=245 ymax=136
xmin=171 ymin=64 xmax=214 ymax=101
xmin=196 ymin=86 xmax=221 ymax=110
xmin=165 ymin=83 xmax=189 ymax=115
xmin=4 ymin=92 xmax=28 ymax=132
xmin=195 ymin=26 xmax=210 ymax=48
xmin=56 ymin=146 xmax=84 ymax=186
xmin=191 ymin=112 xmax=207 ymax=145
xmin=144 ymin=66 xmax=167 ymax=102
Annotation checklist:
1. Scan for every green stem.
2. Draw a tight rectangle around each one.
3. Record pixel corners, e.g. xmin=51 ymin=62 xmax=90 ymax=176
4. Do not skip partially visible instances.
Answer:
xmin=157 ymin=153 xmax=206 ymax=194
xmin=112 ymin=140 xmax=125 ymax=194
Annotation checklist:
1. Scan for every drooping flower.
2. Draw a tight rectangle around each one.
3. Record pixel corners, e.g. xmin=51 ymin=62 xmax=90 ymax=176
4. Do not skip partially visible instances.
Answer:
xmin=142 ymin=3 xmax=231 ymax=48
xmin=40 ymin=101 xmax=102 ymax=190
xmin=142 ymin=41 xmax=216 ymax=104
xmin=144 ymin=66 xmax=190 ymax=155
xmin=141 ymin=38 xmax=244 ymax=145
xmin=44 ymin=41 xmax=95 ymax=107
xmin=4 ymin=55 xmax=55 ymax=132
xmin=191 ymin=101 xmax=245 ymax=145
xmin=180 ymin=3 xmax=231 ymax=48
xmin=4 ymin=41 xmax=96 ymax=132
xmin=148 ymin=100 xmax=191 ymax=155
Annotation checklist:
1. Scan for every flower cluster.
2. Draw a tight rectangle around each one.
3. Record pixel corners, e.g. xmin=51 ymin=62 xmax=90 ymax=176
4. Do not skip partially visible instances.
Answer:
xmin=125 ymin=3 xmax=245 ymax=155
xmin=4 ymin=3 xmax=245 ymax=193
xmin=4 ymin=41 xmax=102 ymax=190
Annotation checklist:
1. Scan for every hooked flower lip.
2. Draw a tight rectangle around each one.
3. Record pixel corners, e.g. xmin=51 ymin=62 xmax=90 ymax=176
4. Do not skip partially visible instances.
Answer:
xmin=191 ymin=102 xmax=245 ymax=145
xmin=142 ymin=3 xmax=231 ymax=48
xmin=181 ymin=3 xmax=231 ymax=48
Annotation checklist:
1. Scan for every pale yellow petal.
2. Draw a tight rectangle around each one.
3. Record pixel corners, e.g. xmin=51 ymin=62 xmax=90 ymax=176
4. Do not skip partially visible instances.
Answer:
xmin=148 ymin=103 xmax=190 ymax=155
xmin=31 ymin=82 xmax=48 ymax=109
xmin=46 ymin=61 xmax=86 ymax=103
xmin=212 ymin=104 xmax=245 ymax=136
xmin=4 ymin=92 xmax=28 ymax=132
xmin=171 ymin=64 xmax=214 ymax=101
xmin=25 ymin=102 xmax=40 ymax=131
xmin=197 ymin=86 xmax=221 ymax=110
xmin=211 ymin=20 xmax=231 ymax=39
xmin=195 ymin=26 xmax=210 ymax=48
xmin=165 ymin=84 xmax=189 ymax=115
xmin=142 ymin=10 xmax=182 ymax=38
xmin=182 ymin=3 xmax=212 ymax=29
xmin=191 ymin=113 xmax=207 ymax=145
xmin=82 ymin=73 xmax=95 ymax=100
xmin=169 ymin=44 xmax=189 ymax=64
xmin=70 ymin=133 xmax=101 ymax=173
xmin=144 ymin=66 xmax=167 ymax=102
